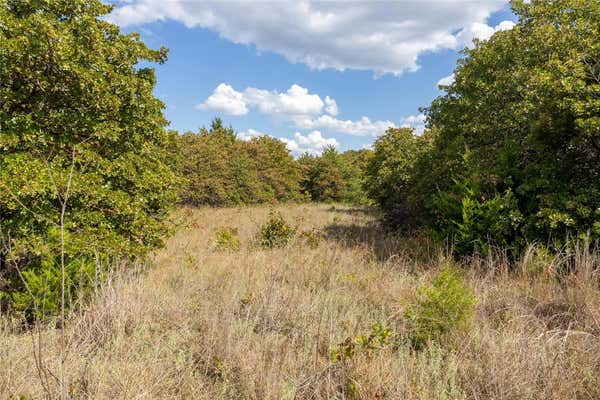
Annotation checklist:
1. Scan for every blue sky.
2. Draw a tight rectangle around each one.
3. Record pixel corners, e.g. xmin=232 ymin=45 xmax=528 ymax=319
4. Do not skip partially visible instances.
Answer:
xmin=108 ymin=1 xmax=516 ymax=155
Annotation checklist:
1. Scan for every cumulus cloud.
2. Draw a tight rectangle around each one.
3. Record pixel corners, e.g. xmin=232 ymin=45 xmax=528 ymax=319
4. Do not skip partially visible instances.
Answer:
xmin=236 ymin=128 xmax=338 ymax=157
xmin=198 ymin=83 xmax=395 ymax=136
xmin=280 ymin=131 xmax=339 ymax=156
xmin=324 ymin=96 xmax=338 ymax=116
xmin=244 ymin=84 xmax=325 ymax=117
xmin=198 ymin=83 xmax=329 ymax=118
xmin=108 ymin=1 xmax=514 ymax=76
xmin=456 ymin=20 xmax=516 ymax=47
xmin=293 ymin=115 xmax=395 ymax=137
xmin=237 ymin=128 xmax=268 ymax=141
xmin=437 ymin=73 xmax=456 ymax=88
xmin=197 ymin=83 xmax=248 ymax=115
xmin=401 ymin=114 xmax=427 ymax=135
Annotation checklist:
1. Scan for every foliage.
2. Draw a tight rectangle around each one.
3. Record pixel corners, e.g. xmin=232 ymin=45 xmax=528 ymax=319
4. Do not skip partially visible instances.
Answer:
xmin=299 ymin=147 xmax=371 ymax=203
xmin=177 ymin=123 xmax=371 ymax=207
xmin=404 ymin=264 xmax=477 ymax=349
xmin=430 ymin=149 xmax=524 ymax=255
xmin=369 ymin=0 xmax=599 ymax=254
xmin=213 ymin=227 xmax=240 ymax=252
xmin=424 ymin=0 xmax=600 ymax=249
xmin=299 ymin=228 xmax=323 ymax=249
xmin=259 ymin=211 xmax=296 ymax=248
xmin=338 ymin=149 xmax=372 ymax=204
xmin=245 ymin=135 xmax=303 ymax=202
xmin=365 ymin=127 xmax=434 ymax=228
xmin=330 ymin=322 xmax=392 ymax=362
xmin=178 ymin=119 xmax=302 ymax=206
xmin=0 ymin=0 xmax=179 ymax=315
xmin=11 ymin=257 xmax=97 ymax=319
xmin=178 ymin=119 xmax=265 ymax=206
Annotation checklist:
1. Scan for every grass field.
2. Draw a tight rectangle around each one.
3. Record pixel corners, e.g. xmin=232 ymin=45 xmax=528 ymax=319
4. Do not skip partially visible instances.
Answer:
xmin=2 ymin=203 xmax=599 ymax=399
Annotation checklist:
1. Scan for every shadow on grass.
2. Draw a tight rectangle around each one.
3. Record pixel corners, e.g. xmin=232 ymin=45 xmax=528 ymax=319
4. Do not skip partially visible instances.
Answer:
xmin=326 ymin=205 xmax=379 ymax=217
xmin=323 ymin=221 xmax=439 ymax=265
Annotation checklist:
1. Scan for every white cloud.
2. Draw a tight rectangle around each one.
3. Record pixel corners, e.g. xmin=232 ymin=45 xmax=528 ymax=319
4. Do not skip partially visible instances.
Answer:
xmin=457 ymin=20 xmax=516 ymax=47
xmin=244 ymin=84 xmax=324 ymax=117
xmin=293 ymin=115 xmax=395 ymax=137
xmin=280 ymin=131 xmax=339 ymax=156
xmin=324 ymin=96 xmax=338 ymax=116
xmin=108 ymin=1 xmax=513 ymax=76
xmin=362 ymin=143 xmax=373 ymax=151
xmin=495 ymin=20 xmax=517 ymax=32
xmin=401 ymin=113 xmax=426 ymax=135
xmin=198 ymin=83 xmax=395 ymax=136
xmin=198 ymin=83 xmax=329 ymax=119
xmin=196 ymin=83 xmax=247 ymax=115
xmin=237 ymin=128 xmax=338 ymax=156
xmin=237 ymin=128 xmax=268 ymax=141
xmin=437 ymin=73 xmax=456 ymax=88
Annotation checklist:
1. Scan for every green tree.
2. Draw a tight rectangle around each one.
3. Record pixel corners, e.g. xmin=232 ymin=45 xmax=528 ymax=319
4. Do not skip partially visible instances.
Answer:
xmin=179 ymin=119 xmax=266 ymax=206
xmin=420 ymin=0 xmax=598 ymax=251
xmin=0 ymin=0 xmax=180 ymax=315
xmin=339 ymin=149 xmax=372 ymax=204
xmin=299 ymin=147 xmax=347 ymax=202
xmin=245 ymin=135 xmax=302 ymax=202
xmin=365 ymin=127 xmax=434 ymax=228
xmin=299 ymin=147 xmax=372 ymax=204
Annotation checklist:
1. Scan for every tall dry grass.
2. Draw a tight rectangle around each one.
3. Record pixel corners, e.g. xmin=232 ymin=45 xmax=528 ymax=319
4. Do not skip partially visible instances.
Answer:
xmin=1 ymin=203 xmax=599 ymax=399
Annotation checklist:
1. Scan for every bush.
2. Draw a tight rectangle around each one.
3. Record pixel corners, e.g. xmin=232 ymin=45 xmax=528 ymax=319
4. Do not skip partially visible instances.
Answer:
xmin=213 ymin=227 xmax=241 ymax=251
xmin=404 ymin=264 xmax=477 ymax=349
xmin=368 ymin=0 xmax=599 ymax=253
xmin=260 ymin=211 xmax=296 ymax=248
xmin=330 ymin=322 xmax=392 ymax=362
xmin=178 ymin=120 xmax=267 ymax=206
xmin=0 ymin=1 xmax=179 ymax=316
xmin=11 ymin=257 xmax=97 ymax=320
xmin=245 ymin=135 xmax=303 ymax=202
xmin=299 ymin=228 xmax=323 ymax=249
xmin=299 ymin=147 xmax=372 ymax=204
xmin=431 ymin=150 xmax=524 ymax=255
xmin=365 ymin=127 xmax=434 ymax=228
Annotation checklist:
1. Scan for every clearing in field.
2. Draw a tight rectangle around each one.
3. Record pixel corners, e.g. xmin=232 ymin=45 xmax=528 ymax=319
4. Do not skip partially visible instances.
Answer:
xmin=2 ymin=204 xmax=599 ymax=399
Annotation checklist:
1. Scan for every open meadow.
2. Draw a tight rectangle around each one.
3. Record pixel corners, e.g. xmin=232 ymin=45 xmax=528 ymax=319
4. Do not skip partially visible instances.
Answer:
xmin=2 ymin=203 xmax=599 ymax=399
xmin=2 ymin=1 xmax=598 ymax=399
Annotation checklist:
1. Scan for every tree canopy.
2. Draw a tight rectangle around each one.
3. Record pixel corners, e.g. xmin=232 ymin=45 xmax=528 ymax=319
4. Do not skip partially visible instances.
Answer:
xmin=0 ymin=0 xmax=179 ymax=314
xmin=368 ymin=0 xmax=599 ymax=253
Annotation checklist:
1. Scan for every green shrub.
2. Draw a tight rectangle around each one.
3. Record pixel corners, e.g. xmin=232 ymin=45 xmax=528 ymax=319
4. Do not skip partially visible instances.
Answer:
xmin=213 ymin=227 xmax=241 ymax=251
xmin=299 ymin=228 xmax=323 ymax=249
xmin=178 ymin=120 xmax=267 ymax=207
xmin=178 ymin=119 xmax=303 ymax=206
xmin=11 ymin=256 xmax=97 ymax=320
xmin=246 ymin=135 xmax=303 ymax=202
xmin=260 ymin=211 xmax=296 ymax=248
xmin=330 ymin=322 xmax=392 ymax=362
xmin=0 ymin=0 xmax=179 ymax=316
xmin=365 ymin=127 xmax=434 ymax=229
xmin=298 ymin=147 xmax=372 ymax=204
xmin=405 ymin=264 xmax=477 ymax=349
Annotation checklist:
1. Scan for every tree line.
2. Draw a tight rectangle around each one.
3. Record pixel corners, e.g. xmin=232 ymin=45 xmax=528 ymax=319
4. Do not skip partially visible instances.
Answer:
xmin=171 ymin=119 xmax=372 ymax=207
xmin=1 ymin=0 xmax=598 ymax=316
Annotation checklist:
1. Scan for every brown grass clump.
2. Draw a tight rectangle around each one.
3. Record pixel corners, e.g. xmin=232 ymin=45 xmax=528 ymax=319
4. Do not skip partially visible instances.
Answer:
xmin=1 ymin=204 xmax=599 ymax=399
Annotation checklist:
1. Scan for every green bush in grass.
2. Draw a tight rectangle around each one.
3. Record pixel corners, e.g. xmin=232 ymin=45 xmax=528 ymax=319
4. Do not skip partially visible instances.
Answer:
xmin=260 ymin=211 xmax=296 ymax=248
xmin=405 ymin=264 xmax=477 ymax=349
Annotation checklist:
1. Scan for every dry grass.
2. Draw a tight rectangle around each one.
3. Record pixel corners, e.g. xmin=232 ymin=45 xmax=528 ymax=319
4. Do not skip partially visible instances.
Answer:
xmin=1 ymin=203 xmax=599 ymax=399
